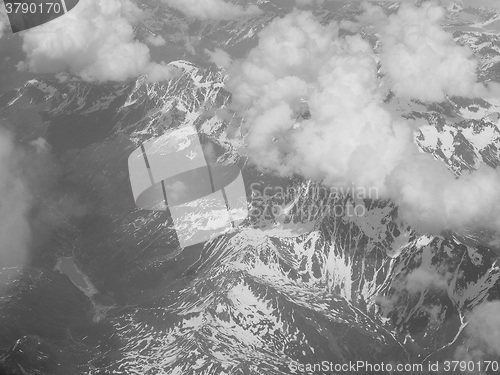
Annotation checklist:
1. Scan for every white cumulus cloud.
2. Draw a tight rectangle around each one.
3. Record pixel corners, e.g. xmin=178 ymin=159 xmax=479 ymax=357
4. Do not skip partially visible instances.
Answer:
xmin=226 ymin=7 xmax=500 ymax=236
xmin=388 ymin=159 xmax=500 ymax=233
xmin=367 ymin=1 xmax=500 ymax=102
xmin=227 ymin=10 xmax=415 ymax=193
xmin=17 ymin=0 xmax=178 ymax=82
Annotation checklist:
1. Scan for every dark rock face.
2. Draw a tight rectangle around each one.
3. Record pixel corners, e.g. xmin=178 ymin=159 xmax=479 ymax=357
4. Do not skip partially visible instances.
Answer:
xmin=0 ymin=268 xmax=93 ymax=375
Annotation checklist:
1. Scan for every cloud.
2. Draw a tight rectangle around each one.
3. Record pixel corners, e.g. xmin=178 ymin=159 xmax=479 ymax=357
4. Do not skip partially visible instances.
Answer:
xmin=404 ymin=267 xmax=449 ymax=294
xmin=0 ymin=128 xmax=91 ymax=272
xmin=160 ymin=0 xmax=261 ymax=20
xmin=0 ymin=129 xmax=31 ymax=268
xmin=226 ymin=10 xmax=414 ymax=192
xmin=205 ymin=48 xmax=232 ymax=68
xmin=366 ymin=1 xmax=500 ymax=102
xmin=376 ymin=267 xmax=449 ymax=318
xmin=17 ymin=0 xmax=178 ymax=82
xmin=22 ymin=141 xmax=91 ymax=247
xmin=388 ymin=159 xmax=500 ymax=233
xmin=29 ymin=137 xmax=50 ymax=153
xmin=468 ymin=301 xmax=500 ymax=356
xmin=226 ymin=7 xmax=500 ymax=236
xmin=456 ymin=301 xmax=500 ymax=361
xmin=164 ymin=180 xmax=189 ymax=204
xmin=146 ymin=34 xmax=167 ymax=47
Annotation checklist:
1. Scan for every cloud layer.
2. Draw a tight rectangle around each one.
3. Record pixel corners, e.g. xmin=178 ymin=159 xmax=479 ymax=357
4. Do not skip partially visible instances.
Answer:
xmin=366 ymin=2 xmax=499 ymax=102
xmin=226 ymin=5 xmax=500 ymax=234
xmin=226 ymin=9 xmax=416 ymax=193
xmin=160 ymin=0 xmax=261 ymax=20
xmin=0 ymin=129 xmax=92 ymax=272
xmin=0 ymin=130 xmax=31 ymax=268
xmin=18 ymin=0 xmax=177 ymax=82
xmin=456 ymin=301 xmax=500 ymax=360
